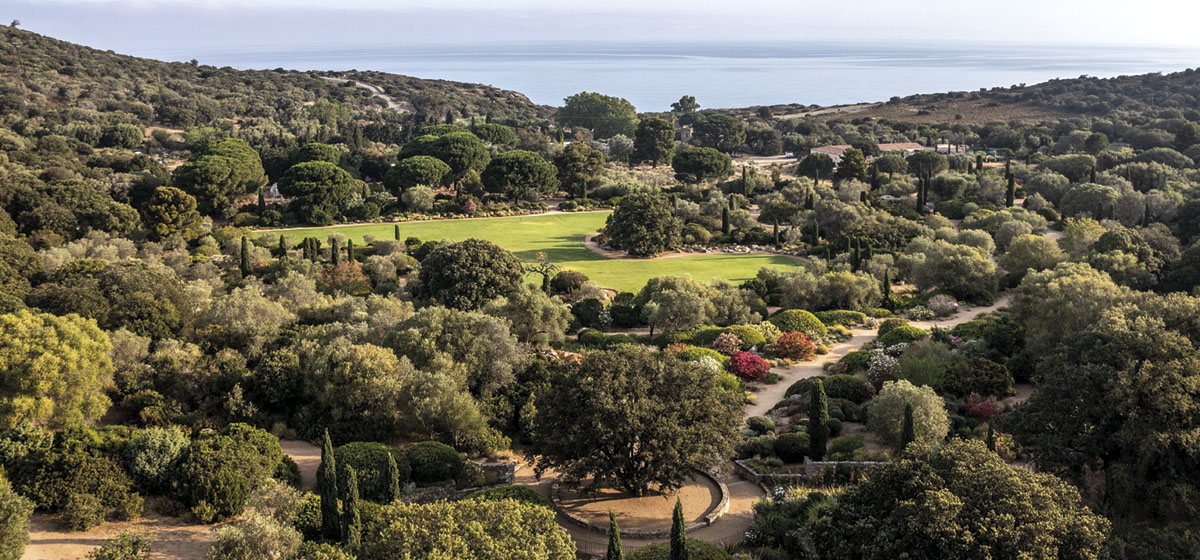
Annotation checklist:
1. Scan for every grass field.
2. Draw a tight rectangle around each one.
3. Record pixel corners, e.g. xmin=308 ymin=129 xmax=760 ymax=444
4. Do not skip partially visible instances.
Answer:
xmin=264 ymin=212 xmax=805 ymax=293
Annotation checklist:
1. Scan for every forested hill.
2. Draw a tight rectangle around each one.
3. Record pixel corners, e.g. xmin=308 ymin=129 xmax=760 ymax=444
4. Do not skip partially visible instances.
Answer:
xmin=735 ymin=67 xmax=1200 ymax=124
xmin=0 ymin=26 xmax=552 ymax=131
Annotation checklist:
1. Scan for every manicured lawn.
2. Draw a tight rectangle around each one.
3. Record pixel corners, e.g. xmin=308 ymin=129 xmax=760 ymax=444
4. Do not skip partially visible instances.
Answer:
xmin=263 ymin=212 xmax=805 ymax=293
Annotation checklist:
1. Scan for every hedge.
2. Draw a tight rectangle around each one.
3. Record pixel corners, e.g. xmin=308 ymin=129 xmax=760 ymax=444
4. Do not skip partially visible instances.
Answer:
xmin=465 ymin=485 xmax=552 ymax=508
xmin=405 ymin=442 xmax=463 ymax=485
xmin=626 ymin=539 xmax=732 ymax=560
xmin=769 ymin=310 xmax=827 ymax=339
xmin=774 ymin=432 xmax=810 ymax=463
xmin=334 ymin=442 xmax=411 ymax=503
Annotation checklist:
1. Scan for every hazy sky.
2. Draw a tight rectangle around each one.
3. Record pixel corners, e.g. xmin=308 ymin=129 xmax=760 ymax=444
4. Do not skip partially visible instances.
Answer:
xmin=5 ymin=0 xmax=1200 ymax=55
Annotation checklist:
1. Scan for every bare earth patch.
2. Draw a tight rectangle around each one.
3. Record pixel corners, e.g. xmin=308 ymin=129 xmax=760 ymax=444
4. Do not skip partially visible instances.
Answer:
xmin=557 ymin=475 xmax=721 ymax=533
xmin=22 ymin=510 xmax=214 ymax=560
xmin=280 ymin=439 xmax=321 ymax=491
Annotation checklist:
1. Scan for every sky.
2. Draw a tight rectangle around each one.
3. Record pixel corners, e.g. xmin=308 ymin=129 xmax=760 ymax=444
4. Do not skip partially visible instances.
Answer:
xmin=4 ymin=0 xmax=1200 ymax=54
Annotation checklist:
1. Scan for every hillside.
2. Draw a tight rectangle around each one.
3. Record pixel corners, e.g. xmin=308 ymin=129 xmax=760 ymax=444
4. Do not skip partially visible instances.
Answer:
xmin=728 ymin=67 xmax=1200 ymax=125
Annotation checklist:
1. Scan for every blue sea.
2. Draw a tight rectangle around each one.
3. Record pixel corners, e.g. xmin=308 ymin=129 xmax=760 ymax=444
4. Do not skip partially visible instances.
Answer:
xmin=149 ymin=42 xmax=1200 ymax=111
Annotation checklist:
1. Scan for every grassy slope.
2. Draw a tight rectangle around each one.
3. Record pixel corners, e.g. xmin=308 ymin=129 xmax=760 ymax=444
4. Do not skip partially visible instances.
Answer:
xmin=267 ymin=212 xmax=804 ymax=293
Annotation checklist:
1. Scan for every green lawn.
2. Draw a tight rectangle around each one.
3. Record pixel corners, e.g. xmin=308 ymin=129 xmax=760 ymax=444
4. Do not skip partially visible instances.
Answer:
xmin=264 ymin=212 xmax=805 ymax=293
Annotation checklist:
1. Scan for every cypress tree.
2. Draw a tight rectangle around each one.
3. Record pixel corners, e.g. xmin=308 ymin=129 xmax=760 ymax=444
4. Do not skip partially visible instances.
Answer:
xmin=606 ymin=510 xmax=623 ymax=560
xmin=1089 ymin=165 xmax=1097 ymax=184
xmin=340 ymin=465 xmax=361 ymax=551
xmin=985 ymin=422 xmax=996 ymax=453
xmin=669 ymin=498 xmax=687 ymax=560
xmin=728 ymin=197 xmax=735 ymax=210
xmin=859 ymin=190 xmax=867 ymax=204
xmin=812 ymin=222 xmax=820 ymax=244
xmin=330 ymin=238 xmax=341 ymax=265
xmin=1004 ymin=159 xmax=1012 ymax=179
xmin=805 ymin=192 xmax=815 ymax=210
xmin=346 ymin=239 xmax=355 ymax=263
xmin=901 ymin=403 xmax=916 ymax=450
xmin=318 ymin=430 xmax=340 ymax=541
xmin=1006 ymin=175 xmax=1016 ymax=208
xmin=773 ymin=222 xmax=780 ymax=246
xmin=721 ymin=207 xmax=731 ymax=234
xmin=394 ymin=224 xmax=400 ymax=241
xmin=808 ymin=379 xmax=829 ymax=460
xmin=883 ymin=268 xmax=892 ymax=296
xmin=277 ymin=235 xmax=286 ymax=257
xmin=257 ymin=188 xmax=266 ymax=213
xmin=1142 ymin=205 xmax=1151 ymax=227
xmin=976 ymin=154 xmax=983 ymax=174
xmin=385 ymin=453 xmax=402 ymax=503
xmin=239 ymin=236 xmax=251 ymax=276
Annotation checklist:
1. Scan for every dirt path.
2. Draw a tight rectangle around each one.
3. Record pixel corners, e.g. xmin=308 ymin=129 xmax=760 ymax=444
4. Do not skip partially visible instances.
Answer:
xmin=745 ymin=295 xmax=1011 ymax=419
xmin=22 ymin=511 xmax=214 ymax=560
xmin=280 ymin=439 xmax=321 ymax=491
xmin=776 ymin=103 xmax=878 ymax=119
xmin=321 ymin=76 xmax=408 ymax=112
xmin=583 ymin=234 xmax=806 ymax=263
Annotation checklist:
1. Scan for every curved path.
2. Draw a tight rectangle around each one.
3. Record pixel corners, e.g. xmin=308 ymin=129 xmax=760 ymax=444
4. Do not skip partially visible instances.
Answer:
xmin=745 ymin=295 xmax=1011 ymax=419
xmin=321 ymin=76 xmax=408 ymax=112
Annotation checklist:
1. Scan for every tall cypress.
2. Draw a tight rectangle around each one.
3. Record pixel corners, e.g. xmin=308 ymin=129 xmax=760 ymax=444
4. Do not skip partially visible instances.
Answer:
xmin=330 ymin=238 xmax=341 ymax=266
xmin=1089 ymin=165 xmax=1097 ymax=184
xmin=341 ymin=465 xmax=361 ymax=551
xmin=985 ymin=422 xmax=996 ymax=453
xmin=394 ymin=224 xmax=400 ymax=241
xmin=901 ymin=403 xmax=916 ymax=450
xmin=669 ymin=498 xmax=687 ymax=560
xmin=257 ymin=188 xmax=266 ymax=213
xmin=1005 ymin=175 xmax=1016 ymax=208
xmin=318 ymin=430 xmax=340 ymax=540
xmin=239 ymin=236 xmax=251 ymax=276
xmin=385 ymin=453 xmax=402 ymax=504
xmin=883 ymin=269 xmax=892 ymax=297
xmin=808 ymin=379 xmax=829 ymax=460
xmin=805 ymin=192 xmax=814 ymax=210
xmin=606 ymin=510 xmax=623 ymax=560
xmin=773 ymin=222 xmax=780 ymax=246
xmin=346 ymin=239 xmax=355 ymax=263
xmin=976 ymin=154 xmax=983 ymax=174
xmin=721 ymin=207 xmax=730 ymax=234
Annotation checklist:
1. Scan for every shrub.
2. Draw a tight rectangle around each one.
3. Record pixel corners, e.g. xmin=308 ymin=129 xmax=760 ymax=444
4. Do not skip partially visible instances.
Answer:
xmin=867 ymin=380 xmax=950 ymax=447
xmin=712 ymin=332 xmax=743 ymax=355
xmin=60 ymin=493 xmax=105 ymax=531
xmin=737 ymin=435 xmax=777 ymax=459
xmin=746 ymin=416 xmax=775 ymax=435
xmin=87 ymin=531 xmax=152 ymax=560
xmin=405 ymin=441 xmax=463 ymax=485
xmin=827 ymin=418 xmax=844 ymax=438
xmin=724 ymin=325 xmax=767 ymax=348
xmin=838 ymin=350 xmax=873 ymax=372
xmin=334 ymin=442 xmax=410 ymax=503
xmin=626 ymin=539 xmax=732 ymax=560
xmin=729 ymin=351 xmax=771 ymax=381
xmin=172 ymin=424 xmax=283 ymax=523
xmin=786 ymin=374 xmax=874 ymax=404
xmin=825 ymin=435 xmax=864 ymax=461
xmin=465 ymin=485 xmax=552 ymax=508
xmin=571 ymin=298 xmax=606 ymax=328
xmin=0 ymin=471 xmax=33 ymax=560
xmin=753 ymin=321 xmax=782 ymax=344
xmin=274 ymin=456 xmax=301 ymax=488
xmin=246 ymin=480 xmax=307 ymax=526
xmin=941 ymin=358 xmax=1014 ymax=397
xmin=674 ymin=346 xmax=728 ymax=367
xmin=814 ymin=310 xmax=868 ymax=326
xmin=926 ymin=294 xmax=959 ymax=317
xmin=876 ymin=317 xmax=908 ymax=337
xmin=292 ymin=494 xmax=322 ymax=540
xmin=125 ymin=426 xmax=188 ymax=493
xmin=774 ymin=432 xmax=810 ymax=463
xmin=9 ymin=447 xmax=140 ymax=518
xmin=295 ymin=542 xmax=354 ymax=560
xmin=207 ymin=514 xmax=302 ymax=560
xmin=769 ymin=310 xmax=827 ymax=338
xmin=877 ymin=325 xmax=928 ymax=347
xmin=770 ymin=331 xmax=816 ymax=360
xmin=549 ymin=270 xmax=589 ymax=295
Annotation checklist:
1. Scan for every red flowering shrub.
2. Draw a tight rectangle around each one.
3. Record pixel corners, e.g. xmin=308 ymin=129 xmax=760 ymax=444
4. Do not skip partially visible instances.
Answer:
xmin=964 ymin=393 xmax=1001 ymax=420
xmin=770 ymin=331 xmax=816 ymax=360
xmin=663 ymin=342 xmax=690 ymax=356
xmin=729 ymin=351 xmax=771 ymax=381
xmin=464 ymin=198 xmax=478 ymax=214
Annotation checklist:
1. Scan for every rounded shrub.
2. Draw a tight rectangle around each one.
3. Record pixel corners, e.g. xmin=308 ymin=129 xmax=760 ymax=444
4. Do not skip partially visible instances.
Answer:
xmin=334 ymin=442 xmax=410 ymax=503
xmin=774 ymin=432 xmax=810 ymax=463
xmin=746 ymin=416 xmax=775 ymax=435
xmin=405 ymin=442 xmax=463 ymax=485
xmin=60 ymin=493 xmax=105 ymax=532
xmin=737 ymin=435 xmax=777 ymax=459
xmin=550 ymin=270 xmax=589 ymax=295
xmin=876 ymin=317 xmax=908 ymax=337
xmin=675 ymin=346 xmax=728 ymax=367
xmin=729 ymin=351 xmax=771 ymax=381
xmin=724 ymin=325 xmax=767 ymax=348
xmin=837 ymin=350 xmax=873 ymax=372
xmin=465 ymin=485 xmax=552 ymax=508
xmin=940 ymin=358 xmax=1014 ymax=397
xmin=769 ymin=310 xmax=827 ymax=339
xmin=0 ymin=471 xmax=33 ymax=560
xmin=877 ymin=325 xmax=929 ymax=347
xmin=786 ymin=374 xmax=873 ymax=404
xmin=296 ymin=542 xmax=355 ymax=560
xmin=626 ymin=539 xmax=733 ymax=560
xmin=827 ymin=417 xmax=844 ymax=437
xmin=125 ymin=426 xmax=189 ymax=493
xmin=770 ymin=331 xmax=816 ymax=360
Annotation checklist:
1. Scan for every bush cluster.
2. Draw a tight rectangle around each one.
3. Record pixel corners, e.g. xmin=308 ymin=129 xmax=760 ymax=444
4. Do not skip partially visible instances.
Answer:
xmin=769 ymin=310 xmax=828 ymax=339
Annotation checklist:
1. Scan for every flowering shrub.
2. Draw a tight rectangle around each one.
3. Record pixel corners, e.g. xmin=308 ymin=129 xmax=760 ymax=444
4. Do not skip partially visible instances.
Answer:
xmin=905 ymin=305 xmax=935 ymax=320
xmin=464 ymin=198 xmax=478 ymax=214
xmin=754 ymin=321 xmax=782 ymax=345
xmin=964 ymin=393 xmax=1002 ymax=420
xmin=927 ymin=294 xmax=959 ymax=317
xmin=867 ymin=353 xmax=900 ymax=386
xmin=729 ymin=351 xmax=771 ymax=381
xmin=771 ymin=332 xmax=816 ymax=360
xmin=884 ymin=343 xmax=909 ymax=356
xmin=694 ymin=355 xmax=724 ymax=374
xmin=712 ymin=332 xmax=744 ymax=355
xmin=663 ymin=343 xmax=690 ymax=356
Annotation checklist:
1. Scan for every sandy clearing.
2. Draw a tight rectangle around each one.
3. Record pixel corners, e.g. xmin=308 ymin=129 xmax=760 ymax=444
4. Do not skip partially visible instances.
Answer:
xmin=280 ymin=439 xmax=321 ymax=491
xmin=22 ymin=511 xmax=215 ymax=560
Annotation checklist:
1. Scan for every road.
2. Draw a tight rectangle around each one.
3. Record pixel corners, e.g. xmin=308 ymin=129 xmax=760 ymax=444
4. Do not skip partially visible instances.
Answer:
xmin=321 ymin=76 xmax=408 ymax=112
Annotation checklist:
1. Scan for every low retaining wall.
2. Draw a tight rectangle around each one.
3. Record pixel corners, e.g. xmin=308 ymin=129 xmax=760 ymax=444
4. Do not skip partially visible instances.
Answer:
xmin=734 ymin=457 xmax=890 ymax=487
xmin=549 ymin=470 xmax=730 ymax=539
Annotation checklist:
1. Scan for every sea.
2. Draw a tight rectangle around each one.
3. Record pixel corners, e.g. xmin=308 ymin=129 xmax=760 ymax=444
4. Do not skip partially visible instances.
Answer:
xmin=148 ymin=42 xmax=1200 ymax=112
